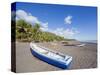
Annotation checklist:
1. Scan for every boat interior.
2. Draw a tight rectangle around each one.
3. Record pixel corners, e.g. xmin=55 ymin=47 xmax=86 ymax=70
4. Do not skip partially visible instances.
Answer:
xmin=31 ymin=44 xmax=70 ymax=61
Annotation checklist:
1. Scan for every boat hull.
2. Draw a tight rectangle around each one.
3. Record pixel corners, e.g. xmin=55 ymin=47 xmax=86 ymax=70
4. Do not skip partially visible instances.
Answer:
xmin=30 ymin=48 xmax=72 ymax=69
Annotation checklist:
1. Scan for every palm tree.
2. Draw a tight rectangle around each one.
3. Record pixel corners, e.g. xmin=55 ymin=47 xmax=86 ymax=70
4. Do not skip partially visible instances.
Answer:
xmin=16 ymin=19 xmax=69 ymax=42
xmin=32 ymin=23 xmax=41 ymax=42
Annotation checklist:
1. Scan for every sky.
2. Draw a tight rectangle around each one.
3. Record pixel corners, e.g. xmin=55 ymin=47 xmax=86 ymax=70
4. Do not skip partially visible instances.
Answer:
xmin=12 ymin=2 xmax=97 ymax=41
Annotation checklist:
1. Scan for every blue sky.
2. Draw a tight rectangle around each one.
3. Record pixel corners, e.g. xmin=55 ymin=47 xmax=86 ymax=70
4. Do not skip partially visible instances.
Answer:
xmin=12 ymin=2 xmax=97 ymax=41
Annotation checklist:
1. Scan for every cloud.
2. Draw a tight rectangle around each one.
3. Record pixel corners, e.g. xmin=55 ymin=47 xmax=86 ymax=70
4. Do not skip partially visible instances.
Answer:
xmin=15 ymin=10 xmax=48 ymax=31
xmin=64 ymin=15 xmax=72 ymax=25
xmin=13 ymin=10 xmax=79 ymax=38
xmin=11 ymin=11 xmax=16 ymax=21
xmin=16 ymin=10 xmax=40 ymax=25
xmin=40 ymin=22 xmax=48 ymax=31
xmin=50 ymin=28 xmax=79 ymax=38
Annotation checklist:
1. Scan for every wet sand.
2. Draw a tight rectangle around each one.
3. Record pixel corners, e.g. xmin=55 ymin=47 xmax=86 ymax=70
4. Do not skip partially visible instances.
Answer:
xmin=16 ymin=42 xmax=97 ymax=73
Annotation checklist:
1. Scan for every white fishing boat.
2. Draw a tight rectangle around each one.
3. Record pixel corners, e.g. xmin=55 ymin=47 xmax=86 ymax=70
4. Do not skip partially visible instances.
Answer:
xmin=30 ymin=42 xmax=72 ymax=69
xmin=76 ymin=44 xmax=85 ymax=47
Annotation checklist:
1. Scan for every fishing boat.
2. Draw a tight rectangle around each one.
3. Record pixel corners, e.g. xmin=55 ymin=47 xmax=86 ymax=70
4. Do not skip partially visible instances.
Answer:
xmin=30 ymin=42 xmax=72 ymax=69
xmin=76 ymin=44 xmax=85 ymax=47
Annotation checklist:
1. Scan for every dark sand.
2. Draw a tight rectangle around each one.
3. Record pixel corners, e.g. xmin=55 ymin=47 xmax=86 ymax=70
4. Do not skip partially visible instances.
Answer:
xmin=16 ymin=42 xmax=97 ymax=73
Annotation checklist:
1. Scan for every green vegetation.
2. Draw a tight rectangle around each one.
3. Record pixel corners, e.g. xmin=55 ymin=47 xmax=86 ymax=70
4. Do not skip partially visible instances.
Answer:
xmin=13 ymin=19 xmax=73 ymax=42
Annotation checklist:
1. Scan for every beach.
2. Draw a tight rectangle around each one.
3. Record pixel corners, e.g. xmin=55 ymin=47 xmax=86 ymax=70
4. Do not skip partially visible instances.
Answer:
xmin=16 ymin=42 xmax=97 ymax=73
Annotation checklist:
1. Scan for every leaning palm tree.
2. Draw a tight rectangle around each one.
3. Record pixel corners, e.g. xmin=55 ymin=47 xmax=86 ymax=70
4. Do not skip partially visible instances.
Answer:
xmin=33 ymin=23 xmax=40 ymax=33
xmin=32 ymin=23 xmax=41 ymax=42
